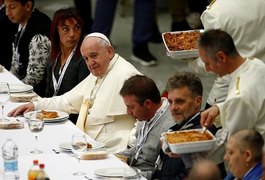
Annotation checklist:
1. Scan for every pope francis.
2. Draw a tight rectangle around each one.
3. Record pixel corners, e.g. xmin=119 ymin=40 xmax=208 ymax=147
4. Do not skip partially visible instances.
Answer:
xmin=8 ymin=32 xmax=141 ymax=153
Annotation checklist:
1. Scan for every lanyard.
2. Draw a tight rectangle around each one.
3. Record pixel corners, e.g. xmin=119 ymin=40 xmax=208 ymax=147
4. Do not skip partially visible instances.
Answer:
xmin=179 ymin=112 xmax=200 ymax=130
xmin=0 ymin=4 xmax=5 ymax=10
xmin=133 ymin=98 xmax=169 ymax=161
xmin=14 ymin=24 xmax=26 ymax=70
xmin=52 ymin=45 xmax=77 ymax=96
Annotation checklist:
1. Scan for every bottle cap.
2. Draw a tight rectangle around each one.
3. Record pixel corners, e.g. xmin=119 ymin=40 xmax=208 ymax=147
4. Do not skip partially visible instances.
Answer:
xmin=33 ymin=160 xmax=39 ymax=165
xmin=39 ymin=164 xmax=45 ymax=169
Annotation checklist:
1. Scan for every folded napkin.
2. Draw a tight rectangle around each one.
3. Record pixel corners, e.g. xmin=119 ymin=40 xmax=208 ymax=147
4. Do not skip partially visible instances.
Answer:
xmin=0 ymin=118 xmax=24 ymax=129
xmin=115 ymin=154 xmax=128 ymax=163
xmin=9 ymin=92 xmax=38 ymax=102
xmin=81 ymin=150 xmax=108 ymax=160
xmin=76 ymin=98 xmax=90 ymax=131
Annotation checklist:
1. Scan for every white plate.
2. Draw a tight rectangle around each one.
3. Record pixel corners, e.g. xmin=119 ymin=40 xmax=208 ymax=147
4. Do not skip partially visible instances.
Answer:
xmin=24 ymin=110 xmax=69 ymax=123
xmin=9 ymin=83 xmax=33 ymax=93
xmin=59 ymin=141 xmax=105 ymax=151
xmin=94 ymin=167 xmax=139 ymax=178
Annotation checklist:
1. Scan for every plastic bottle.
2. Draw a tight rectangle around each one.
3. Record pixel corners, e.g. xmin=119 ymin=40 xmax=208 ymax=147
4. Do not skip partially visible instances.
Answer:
xmin=36 ymin=164 xmax=50 ymax=180
xmin=2 ymin=138 xmax=19 ymax=180
xmin=28 ymin=160 xmax=39 ymax=180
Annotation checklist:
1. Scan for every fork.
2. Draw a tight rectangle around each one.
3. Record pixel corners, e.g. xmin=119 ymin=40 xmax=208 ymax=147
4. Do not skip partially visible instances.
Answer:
xmin=201 ymin=126 xmax=207 ymax=133
xmin=52 ymin=148 xmax=60 ymax=154
xmin=84 ymin=175 xmax=92 ymax=180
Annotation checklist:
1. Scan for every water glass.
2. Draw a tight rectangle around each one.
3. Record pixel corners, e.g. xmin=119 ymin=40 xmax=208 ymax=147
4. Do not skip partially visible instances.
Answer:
xmin=28 ymin=112 xmax=44 ymax=154
xmin=0 ymin=82 xmax=10 ymax=120
xmin=71 ymin=133 xmax=87 ymax=176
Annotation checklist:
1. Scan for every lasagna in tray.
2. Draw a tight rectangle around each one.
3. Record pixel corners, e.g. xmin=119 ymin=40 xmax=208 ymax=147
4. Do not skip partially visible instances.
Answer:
xmin=163 ymin=129 xmax=216 ymax=154
xmin=166 ymin=130 xmax=213 ymax=144
xmin=162 ymin=30 xmax=202 ymax=60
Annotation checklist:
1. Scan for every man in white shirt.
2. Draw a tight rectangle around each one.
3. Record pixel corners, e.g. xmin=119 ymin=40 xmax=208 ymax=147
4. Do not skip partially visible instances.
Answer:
xmin=199 ymin=29 xmax=265 ymax=160
xmin=189 ymin=0 xmax=265 ymax=106
xmin=198 ymin=30 xmax=265 ymax=174
xmin=8 ymin=32 xmax=141 ymax=153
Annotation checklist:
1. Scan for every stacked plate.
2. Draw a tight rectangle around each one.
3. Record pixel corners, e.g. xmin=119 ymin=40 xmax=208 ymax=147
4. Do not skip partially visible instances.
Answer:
xmin=59 ymin=141 xmax=105 ymax=152
xmin=9 ymin=83 xmax=33 ymax=93
xmin=94 ymin=167 xmax=141 ymax=179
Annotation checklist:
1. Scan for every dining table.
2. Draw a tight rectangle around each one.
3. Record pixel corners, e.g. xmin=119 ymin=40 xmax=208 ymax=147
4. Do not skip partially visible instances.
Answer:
xmin=0 ymin=67 xmax=144 ymax=180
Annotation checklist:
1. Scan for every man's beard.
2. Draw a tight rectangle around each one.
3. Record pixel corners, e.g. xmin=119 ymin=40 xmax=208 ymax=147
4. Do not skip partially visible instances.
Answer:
xmin=173 ymin=112 xmax=193 ymax=125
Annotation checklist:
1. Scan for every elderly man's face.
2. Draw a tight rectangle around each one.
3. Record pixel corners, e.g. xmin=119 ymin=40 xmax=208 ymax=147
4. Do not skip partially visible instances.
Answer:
xmin=167 ymin=86 xmax=201 ymax=123
xmin=224 ymin=137 xmax=247 ymax=179
xmin=81 ymin=37 xmax=114 ymax=77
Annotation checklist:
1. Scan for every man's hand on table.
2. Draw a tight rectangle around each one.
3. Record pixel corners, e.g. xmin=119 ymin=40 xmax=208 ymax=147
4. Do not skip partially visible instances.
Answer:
xmin=8 ymin=102 xmax=35 ymax=117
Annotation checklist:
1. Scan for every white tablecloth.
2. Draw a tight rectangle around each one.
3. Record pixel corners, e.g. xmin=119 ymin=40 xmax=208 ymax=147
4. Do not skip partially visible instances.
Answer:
xmin=0 ymin=69 xmax=143 ymax=180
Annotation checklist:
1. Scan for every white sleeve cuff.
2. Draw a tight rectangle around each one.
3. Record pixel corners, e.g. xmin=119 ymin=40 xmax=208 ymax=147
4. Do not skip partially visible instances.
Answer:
xmin=32 ymin=101 xmax=38 ymax=110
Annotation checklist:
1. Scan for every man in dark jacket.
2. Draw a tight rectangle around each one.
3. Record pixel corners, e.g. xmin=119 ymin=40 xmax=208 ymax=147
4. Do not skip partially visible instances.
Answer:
xmin=0 ymin=0 xmax=17 ymax=70
xmin=5 ymin=0 xmax=51 ymax=96
xmin=154 ymin=72 xmax=218 ymax=180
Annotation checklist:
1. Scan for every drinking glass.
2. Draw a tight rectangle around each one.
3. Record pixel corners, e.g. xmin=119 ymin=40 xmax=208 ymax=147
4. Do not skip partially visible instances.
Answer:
xmin=28 ymin=112 xmax=44 ymax=154
xmin=122 ymin=167 xmax=141 ymax=180
xmin=71 ymin=133 xmax=87 ymax=176
xmin=0 ymin=82 xmax=10 ymax=121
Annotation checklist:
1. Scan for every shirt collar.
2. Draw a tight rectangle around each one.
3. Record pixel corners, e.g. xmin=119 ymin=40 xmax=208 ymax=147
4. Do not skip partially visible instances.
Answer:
xmin=0 ymin=4 xmax=4 ymax=10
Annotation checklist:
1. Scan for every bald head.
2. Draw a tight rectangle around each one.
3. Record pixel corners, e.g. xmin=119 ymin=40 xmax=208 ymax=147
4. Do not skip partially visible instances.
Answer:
xmin=188 ymin=159 xmax=221 ymax=180
xmin=230 ymin=129 xmax=264 ymax=162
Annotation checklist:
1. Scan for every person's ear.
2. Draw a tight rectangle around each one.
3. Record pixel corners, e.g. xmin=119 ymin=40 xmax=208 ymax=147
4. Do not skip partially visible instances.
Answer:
xmin=194 ymin=96 xmax=202 ymax=109
xmin=245 ymin=148 xmax=253 ymax=163
xmin=195 ymin=96 xmax=202 ymax=105
xmin=107 ymin=46 xmax=114 ymax=58
xmin=143 ymin=99 xmax=152 ymax=108
xmin=108 ymin=46 xmax=114 ymax=55
xmin=25 ymin=1 xmax=33 ymax=11
xmin=216 ymin=51 xmax=227 ymax=64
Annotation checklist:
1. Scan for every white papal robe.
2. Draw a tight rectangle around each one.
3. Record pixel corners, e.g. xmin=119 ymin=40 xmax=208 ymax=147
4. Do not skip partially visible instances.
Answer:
xmin=36 ymin=54 xmax=141 ymax=153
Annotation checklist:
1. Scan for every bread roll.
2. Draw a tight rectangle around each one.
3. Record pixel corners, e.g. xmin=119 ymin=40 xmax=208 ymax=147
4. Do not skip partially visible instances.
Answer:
xmin=81 ymin=151 xmax=108 ymax=160
xmin=0 ymin=120 xmax=24 ymax=129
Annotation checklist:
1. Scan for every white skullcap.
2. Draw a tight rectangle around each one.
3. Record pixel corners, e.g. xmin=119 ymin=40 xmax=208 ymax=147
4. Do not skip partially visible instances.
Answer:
xmin=84 ymin=32 xmax=111 ymax=45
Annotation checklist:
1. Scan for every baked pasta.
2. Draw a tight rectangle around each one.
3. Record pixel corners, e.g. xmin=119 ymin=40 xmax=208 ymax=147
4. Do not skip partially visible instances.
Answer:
xmin=166 ymin=130 xmax=213 ymax=144
xmin=163 ymin=31 xmax=200 ymax=51
xmin=36 ymin=110 xmax=59 ymax=119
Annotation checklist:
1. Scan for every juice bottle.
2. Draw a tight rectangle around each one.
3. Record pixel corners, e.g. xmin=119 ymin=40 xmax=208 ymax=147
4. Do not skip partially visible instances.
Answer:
xmin=36 ymin=163 xmax=50 ymax=180
xmin=28 ymin=159 xmax=39 ymax=180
